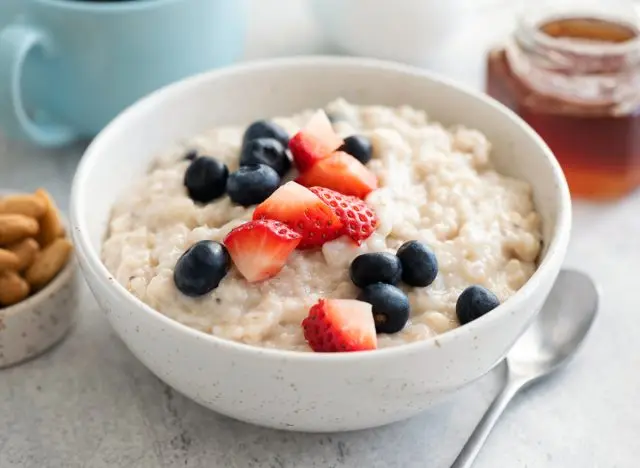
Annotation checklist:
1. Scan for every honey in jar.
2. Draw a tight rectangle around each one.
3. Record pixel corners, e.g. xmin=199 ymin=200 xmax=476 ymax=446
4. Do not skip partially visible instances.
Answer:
xmin=487 ymin=1 xmax=640 ymax=199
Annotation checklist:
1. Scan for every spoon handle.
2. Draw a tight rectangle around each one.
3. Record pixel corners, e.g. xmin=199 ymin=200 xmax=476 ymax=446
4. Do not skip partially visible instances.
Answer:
xmin=450 ymin=379 xmax=523 ymax=468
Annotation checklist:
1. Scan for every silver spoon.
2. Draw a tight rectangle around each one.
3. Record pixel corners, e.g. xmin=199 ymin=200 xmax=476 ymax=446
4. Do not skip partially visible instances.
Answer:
xmin=451 ymin=269 xmax=599 ymax=468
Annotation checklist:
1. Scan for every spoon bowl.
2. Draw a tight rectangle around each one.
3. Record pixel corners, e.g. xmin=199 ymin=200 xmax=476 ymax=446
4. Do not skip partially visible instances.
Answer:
xmin=508 ymin=269 xmax=599 ymax=380
xmin=452 ymin=269 xmax=599 ymax=468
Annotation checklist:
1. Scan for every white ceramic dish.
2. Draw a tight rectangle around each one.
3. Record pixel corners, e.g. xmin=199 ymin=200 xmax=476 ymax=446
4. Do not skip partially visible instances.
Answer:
xmin=0 ymin=206 xmax=79 ymax=369
xmin=70 ymin=57 xmax=571 ymax=432
xmin=310 ymin=0 xmax=514 ymax=83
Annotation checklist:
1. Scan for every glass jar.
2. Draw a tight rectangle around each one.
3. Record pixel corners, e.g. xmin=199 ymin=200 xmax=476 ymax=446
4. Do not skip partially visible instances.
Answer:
xmin=486 ymin=0 xmax=640 ymax=199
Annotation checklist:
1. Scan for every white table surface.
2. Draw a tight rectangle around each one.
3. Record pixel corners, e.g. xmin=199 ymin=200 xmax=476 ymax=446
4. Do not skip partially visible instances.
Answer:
xmin=0 ymin=1 xmax=637 ymax=467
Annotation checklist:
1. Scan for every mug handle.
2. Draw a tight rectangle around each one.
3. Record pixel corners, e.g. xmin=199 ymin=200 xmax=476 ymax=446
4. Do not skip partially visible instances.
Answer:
xmin=0 ymin=24 xmax=79 ymax=147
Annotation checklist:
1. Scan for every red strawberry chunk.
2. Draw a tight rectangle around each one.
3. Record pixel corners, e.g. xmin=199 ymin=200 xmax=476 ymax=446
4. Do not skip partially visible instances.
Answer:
xmin=289 ymin=110 xmax=343 ymax=172
xmin=309 ymin=187 xmax=378 ymax=244
xmin=302 ymin=299 xmax=377 ymax=352
xmin=289 ymin=133 xmax=332 ymax=173
xmin=253 ymin=181 xmax=343 ymax=249
xmin=296 ymin=151 xmax=378 ymax=199
xmin=223 ymin=219 xmax=301 ymax=283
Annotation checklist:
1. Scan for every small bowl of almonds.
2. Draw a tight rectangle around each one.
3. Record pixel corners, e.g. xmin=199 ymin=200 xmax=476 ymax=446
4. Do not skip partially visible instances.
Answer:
xmin=0 ymin=189 xmax=79 ymax=368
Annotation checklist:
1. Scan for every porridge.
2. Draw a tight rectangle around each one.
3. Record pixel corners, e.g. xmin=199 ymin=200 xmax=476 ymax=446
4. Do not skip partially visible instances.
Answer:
xmin=102 ymin=99 xmax=541 ymax=352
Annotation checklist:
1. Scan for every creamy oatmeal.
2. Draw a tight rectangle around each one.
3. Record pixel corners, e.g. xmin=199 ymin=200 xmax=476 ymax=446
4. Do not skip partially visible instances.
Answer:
xmin=102 ymin=99 xmax=541 ymax=351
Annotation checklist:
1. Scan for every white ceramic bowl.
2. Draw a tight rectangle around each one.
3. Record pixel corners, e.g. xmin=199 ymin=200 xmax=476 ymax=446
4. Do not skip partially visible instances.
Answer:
xmin=0 ymin=255 xmax=79 ymax=368
xmin=310 ymin=0 xmax=516 ymax=87
xmin=70 ymin=57 xmax=571 ymax=432
xmin=0 ymin=204 xmax=80 ymax=368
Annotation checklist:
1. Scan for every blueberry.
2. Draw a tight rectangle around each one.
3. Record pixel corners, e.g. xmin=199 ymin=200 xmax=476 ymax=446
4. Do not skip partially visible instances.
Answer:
xmin=456 ymin=285 xmax=500 ymax=325
xmin=339 ymin=135 xmax=372 ymax=165
xmin=349 ymin=252 xmax=402 ymax=288
xmin=243 ymin=120 xmax=289 ymax=148
xmin=227 ymin=164 xmax=280 ymax=206
xmin=184 ymin=156 xmax=228 ymax=203
xmin=174 ymin=240 xmax=230 ymax=297
xmin=396 ymin=240 xmax=438 ymax=287
xmin=240 ymin=137 xmax=291 ymax=176
xmin=184 ymin=150 xmax=198 ymax=161
xmin=357 ymin=283 xmax=410 ymax=334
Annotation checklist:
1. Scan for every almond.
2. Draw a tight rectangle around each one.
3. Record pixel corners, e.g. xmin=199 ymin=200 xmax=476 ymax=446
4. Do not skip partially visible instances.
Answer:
xmin=0 ymin=248 xmax=20 ymax=272
xmin=35 ymin=189 xmax=64 ymax=247
xmin=6 ymin=238 xmax=39 ymax=272
xmin=0 ymin=214 xmax=39 ymax=244
xmin=25 ymin=238 xmax=73 ymax=290
xmin=0 ymin=194 xmax=46 ymax=218
xmin=0 ymin=271 xmax=30 ymax=306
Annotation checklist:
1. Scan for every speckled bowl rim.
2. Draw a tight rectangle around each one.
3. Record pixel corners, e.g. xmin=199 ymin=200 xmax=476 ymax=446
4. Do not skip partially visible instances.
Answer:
xmin=0 ymin=254 xmax=76 ymax=321
xmin=71 ymin=56 xmax=572 ymax=362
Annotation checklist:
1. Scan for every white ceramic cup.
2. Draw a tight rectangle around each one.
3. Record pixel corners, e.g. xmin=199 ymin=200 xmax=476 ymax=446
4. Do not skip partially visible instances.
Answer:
xmin=310 ymin=0 xmax=518 ymax=89
xmin=70 ymin=57 xmax=570 ymax=432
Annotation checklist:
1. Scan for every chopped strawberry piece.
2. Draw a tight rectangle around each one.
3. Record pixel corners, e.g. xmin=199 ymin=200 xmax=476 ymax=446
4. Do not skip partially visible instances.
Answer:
xmin=303 ymin=109 xmax=344 ymax=150
xmin=223 ymin=219 xmax=301 ymax=283
xmin=309 ymin=187 xmax=378 ymax=244
xmin=289 ymin=110 xmax=343 ymax=172
xmin=296 ymin=151 xmax=378 ymax=199
xmin=289 ymin=133 xmax=332 ymax=173
xmin=302 ymin=299 xmax=377 ymax=352
xmin=253 ymin=181 xmax=343 ymax=249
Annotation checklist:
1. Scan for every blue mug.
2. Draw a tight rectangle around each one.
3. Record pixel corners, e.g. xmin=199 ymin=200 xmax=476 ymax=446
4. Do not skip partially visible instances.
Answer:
xmin=0 ymin=0 xmax=246 ymax=147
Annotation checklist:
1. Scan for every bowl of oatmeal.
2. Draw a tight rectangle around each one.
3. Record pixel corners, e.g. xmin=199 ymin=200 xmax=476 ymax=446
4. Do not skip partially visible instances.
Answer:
xmin=70 ymin=57 xmax=570 ymax=432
